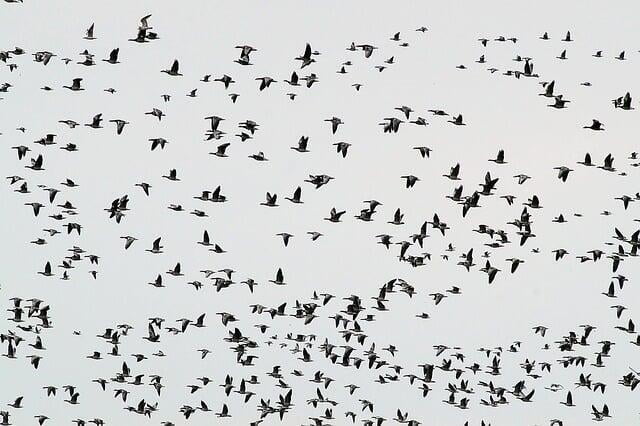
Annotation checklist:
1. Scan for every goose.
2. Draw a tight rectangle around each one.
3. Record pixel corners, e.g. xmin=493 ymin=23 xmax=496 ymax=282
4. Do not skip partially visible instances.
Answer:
xmin=167 ymin=263 xmax=183 ymax=276
xmin=577 ymin=153 xmax=594 ymax=166
xmin=307 ymin=231 xmax=322 ymax=241
xmin=256 ymin=76 xmax=276 ymax=91
xmin=161 ymin=59 xmax=182 ymax=76
xmin=81 ymin=22 xmax=96 ymax=40
xmin=249 ymin=151 xmax=268 ymax=162
xmin=285 ymin=187 xmax=303 ymax=204
xmin=63 ymin=78 xmax=84 ymax=91
xmin=356 ymin=44 xmax=377 ymax=58
xmin=120 ymin=236 xmax=137 ymax=249
xmin=523 ymin=195 xmax=542 ymax=208
xmin=618 ymin=92 xmax=633 ymax=110
xmin=324 ymin=117 xmax=343 ymax=134
xmin=401 ymin=175 xmax=420 ymax=188
xmin=305 ymin=174 xmax=333 ymax=188
xmin=284 ymin=71 xmax=300 ymax=86
xmin=149 ymin=138 xmax=168 ymax=151
xmin=413 ymin=146 xmax=432 ymax=158
xmin=85 ymin=113 xmax=103 ymax=128
xmin=488 ymin=149 xmax=506 ymax=164
xmin=548 ymin=95 xmax=570 ymax=109
xmin=261 ymin=192 xmax=278 ymax=207
xmin=395 ymin=105 xmax=413 ymax=119
xmin=276 ymin=233 xmax=293 ymax=247
xmin=25 ymin=154 xmax=44 ymax=171
xmin=135 ymin=182 xmax=151 ymax=195
xmin=33 ymin=51 xmax=56 ymax=65
xmin=162 ymin=169 xmax=179 ymax=181
xmin=269 ymin=268 xmax=285 ymax=285
xmin=388 ymin=208 xmax=405 ymax=225
xmin=146 ymin=237 xmax=163 ymax=254
xmin=145 ymin=108 xmax=164 ymax=121
xmin=443 ymin=163 xmax=461 ymax=180
xmin=324 ymin=208 xmax=345 ymax=222
xmin=64 ymin=393 xmax=80 ymax=405
xmin=584 ymin=119 xmax=604 ymax=130
xmin=614 ymin=195 xmax=633 ymax=210
xmin=58 ymin=119 xmax=79 ymax=128
xmin=598 ymin=154 xmax=615 ymax=171
xmin=214 ymin=74 xmax=235 ymax=88
xmin=554 ymin=166 xmax=573 ymax=182
xmin=109 ymin=119 xmax=128 ymax=135
xmin=295 ymin=43 xmax=315 ymax=68
xmin=234 ymin=52 xmax=252 ymax=65
xmin=101 ymin=48 xmax=119 ymax=64
xmin=12 ymin=145 xmax=30 ymax=159
xmin=447 ymin=114 xmax=465 ymax=125
xmin=539 ymin=80 xmax=555 ymax=97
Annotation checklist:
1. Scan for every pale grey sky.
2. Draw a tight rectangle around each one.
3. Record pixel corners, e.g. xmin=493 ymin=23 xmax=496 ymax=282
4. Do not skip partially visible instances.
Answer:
xmin=1 ymin=1 xmax=640 ymax=425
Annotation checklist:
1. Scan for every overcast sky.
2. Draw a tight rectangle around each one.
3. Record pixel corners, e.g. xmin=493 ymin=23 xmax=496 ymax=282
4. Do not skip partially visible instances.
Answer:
xmin=2 ymin=1 xmax=640 ymax=425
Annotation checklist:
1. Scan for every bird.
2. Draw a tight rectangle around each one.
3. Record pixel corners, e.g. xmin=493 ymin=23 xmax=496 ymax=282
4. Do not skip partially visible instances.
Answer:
xmin=63 ymin=78 xmax=84 ymax=91
xmin=554 ymin=166 xmax=573 ymax=182
xmin=109 ymin=119 xmax=129 ymax=135
xmin=413 ymin=146 xmax=432 ymax=158
xmin=256 ymin=76 xmax=277 ymax=91
xmin=103 ymin=48 xmax=119 ymax=64
xmin=325 ymin=117 xmax=343 ymax=134
xmin=447 ymin=114 xmax=465 ymax=125
xmin=584 ymin=119 xmax=604 ymax=131
xmin=295 ymin=43 xmax=316 ymax=68
xmin=161 ymin=59 xmax=182 ymax=76
xmin=2 ymin=12 xmax=640 ymax=426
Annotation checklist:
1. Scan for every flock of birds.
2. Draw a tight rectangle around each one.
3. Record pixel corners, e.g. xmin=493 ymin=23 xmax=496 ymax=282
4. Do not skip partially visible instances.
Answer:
xmin=2 ymin=6 xmax=640 ymax=426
